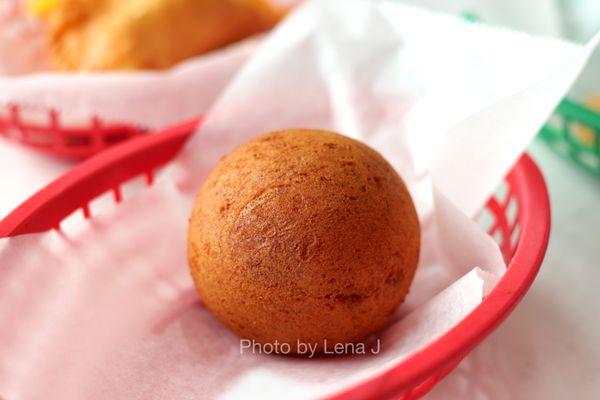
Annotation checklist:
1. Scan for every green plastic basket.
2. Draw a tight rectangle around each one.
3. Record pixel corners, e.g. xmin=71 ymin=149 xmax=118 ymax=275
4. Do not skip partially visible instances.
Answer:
xmin=540 ymin=99 xmax=600 ymax=175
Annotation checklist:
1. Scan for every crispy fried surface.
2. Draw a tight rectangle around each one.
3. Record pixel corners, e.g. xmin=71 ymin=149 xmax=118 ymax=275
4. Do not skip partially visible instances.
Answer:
xmin=188 ymin=130 xmax=421 ymax=353
xmin=29 ymin=0 xmax=282 ymax=70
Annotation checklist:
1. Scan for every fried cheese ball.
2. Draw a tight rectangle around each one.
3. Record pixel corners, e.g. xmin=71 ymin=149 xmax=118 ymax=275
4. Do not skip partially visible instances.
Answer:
xmin=188 ymin=129 xmax=421 ymax=354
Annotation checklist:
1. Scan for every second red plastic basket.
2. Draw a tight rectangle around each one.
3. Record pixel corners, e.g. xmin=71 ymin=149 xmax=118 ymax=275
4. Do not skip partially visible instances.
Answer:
xmin=0 ymin=104 xmax=147 ymax=160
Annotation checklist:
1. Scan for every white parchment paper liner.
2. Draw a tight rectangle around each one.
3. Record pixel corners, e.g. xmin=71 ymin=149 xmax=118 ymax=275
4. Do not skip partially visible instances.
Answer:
xmin=0 ymin=0 xmax=259 ymax=129
xmin=1 ymin=1 xmax=598 ymax=399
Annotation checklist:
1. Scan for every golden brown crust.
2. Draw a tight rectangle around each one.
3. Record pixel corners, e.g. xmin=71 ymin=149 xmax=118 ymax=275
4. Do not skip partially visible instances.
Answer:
xmin=188 ymin=129 xmax=420 ymax=353
xmin=32 ymin=0 xmax=282 ymax=71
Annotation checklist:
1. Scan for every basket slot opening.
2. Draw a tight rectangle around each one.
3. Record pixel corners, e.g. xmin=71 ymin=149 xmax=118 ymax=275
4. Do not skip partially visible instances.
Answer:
xmin=563 ymin=116 xmax=577 ymax=154
xmin=89 ymin=190 xmax=118 ymax=218
xmin=104 ymin=133 xmax=131 ymax=145
xmin=510 ymin=224 xmax=521 ymax=257
xmin=120 ymin=174 xmax=154 ymax=199
xmin=1 ymin=126 xmax=25 ymax=141
xmin=492 ymin=229 xmax=503 ymax=248
xmin=49 ymin=171 xmax=161 ymax=234
xmin=576 ymin=150 xmax=600 ymax=172
xmin=477 ymin=207 xmax=495 ymax=234
xmin=476 ymin=178 xmax=521 ymax=262
xmin=485 ymin=195 xmax=514 ymax=261
xmin=64 ymin=135 xmax=93 ymax=147
xmin=568 ymin=122 xmax=596 ymax=152
xmin=494 ymin=181 xmax=510 ymax=206
xmin=505 ymin=197 xmax=518 ymax=229
xmin=487 ymin=222 xmax=498 ymax=238
xmin=549 ymin=136 xmax=572 ymax=155
xmin=546 ymin=113 xmax=563 ymax=132
xmin=60 ymin=207 xmax=86 ymax=235
xmin=23 ymin=130 xmax=56 ymax=146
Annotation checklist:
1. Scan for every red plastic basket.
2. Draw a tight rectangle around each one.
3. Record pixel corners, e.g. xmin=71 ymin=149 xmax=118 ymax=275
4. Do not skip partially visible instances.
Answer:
xmin=0 ymin=119 xmax=550 ymax=400
xmin=0 ymin=104 xmax=147 ymax=160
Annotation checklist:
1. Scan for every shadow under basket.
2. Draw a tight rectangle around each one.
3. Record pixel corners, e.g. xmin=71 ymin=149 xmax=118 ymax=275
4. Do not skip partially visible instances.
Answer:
xmin=0 ymin=119 xmax=550 ymax=400
xmin=540 ymin=98 xmax=600 ymax=175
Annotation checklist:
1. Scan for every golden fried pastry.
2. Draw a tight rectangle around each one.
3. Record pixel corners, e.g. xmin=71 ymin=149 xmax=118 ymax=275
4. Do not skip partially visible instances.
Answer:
xmin=28 ymin=0 xmax=282 ymax=70
xmin=188 ymin=129 xmax=420 ymax=354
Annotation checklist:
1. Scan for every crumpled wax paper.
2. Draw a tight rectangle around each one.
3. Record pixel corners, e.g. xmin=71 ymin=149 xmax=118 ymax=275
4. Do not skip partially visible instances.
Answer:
xmin=1 ymin=0 xmax=597 ymax=399
xmin=0 ymin=0 xmax=276 ymax=129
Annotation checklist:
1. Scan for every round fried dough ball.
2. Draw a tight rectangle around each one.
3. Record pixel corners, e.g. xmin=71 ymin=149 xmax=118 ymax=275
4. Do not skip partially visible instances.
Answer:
xmin=188 ymin=129 xmax=420 ymax=354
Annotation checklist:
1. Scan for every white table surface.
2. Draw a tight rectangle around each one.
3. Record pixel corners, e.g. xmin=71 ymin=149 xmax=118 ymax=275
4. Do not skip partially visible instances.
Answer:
xmin=427 ymin=139 xmax=600 ymax=400
xmin=1 ymin=137 xmax=599 ymax=400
